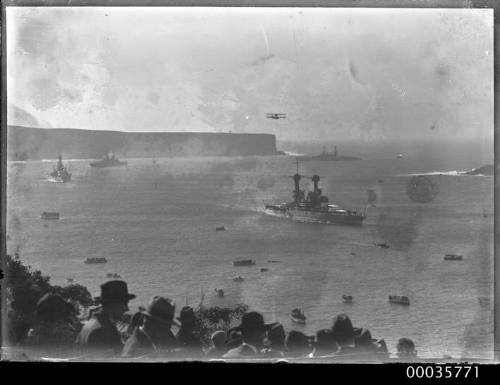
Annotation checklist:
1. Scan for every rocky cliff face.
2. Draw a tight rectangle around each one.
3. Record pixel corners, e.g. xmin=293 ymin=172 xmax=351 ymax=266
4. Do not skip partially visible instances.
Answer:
xmin=7 ymin=126 xmax=277 ymax=160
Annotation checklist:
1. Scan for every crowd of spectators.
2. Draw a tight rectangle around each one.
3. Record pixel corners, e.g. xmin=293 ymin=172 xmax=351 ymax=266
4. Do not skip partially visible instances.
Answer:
xmin=18 ymin=280 xmax=419 ymax=361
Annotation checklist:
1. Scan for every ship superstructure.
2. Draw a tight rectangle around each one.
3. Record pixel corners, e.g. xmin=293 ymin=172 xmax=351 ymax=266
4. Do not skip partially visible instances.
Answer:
xmin=49 ymin=155 xmax=71 ymax=182
xmin=265 ymin=160 xmax=365 ymax=225
xmin=90 ymin=151 xmax=127 ymax=168
xmin=300 ymin=146 xmax=361 ymax=161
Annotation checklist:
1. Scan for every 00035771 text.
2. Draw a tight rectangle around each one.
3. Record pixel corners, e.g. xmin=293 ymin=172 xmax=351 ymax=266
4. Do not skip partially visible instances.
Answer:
xmin=406 ymin=365 xmax=479 ymax=379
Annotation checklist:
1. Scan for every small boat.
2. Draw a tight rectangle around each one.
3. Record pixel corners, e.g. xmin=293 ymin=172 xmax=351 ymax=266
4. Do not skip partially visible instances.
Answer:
xmin=267 ymin=260 xmax=281 ymax=263
xmin=233 ymin=259 xmax=256 ymax=266
xmin=377 ymin=179 xmax=384 ymax=183
xmin=342 ymin=295 xmax=353 ymax=303
xmin=41 ymin=212 xmax=60 ymax=220
xmin=215 ymin=288 xmax=225 ymax=297
xmin=260 ymin=268 xmax=269 ymax=272
xmin=388 ymin=295 xmax=410 ymax=305
xmin=397 ymin=154 xmax=404 ymax=159
xmin=375 ymin=242 xmax=390 ymax=249
xmin=106 ymin=273 xmax=121 ymax=278
xmin=84 ymin=257 xmax=107 ymax=264
xmin=290 ymin=308 xmax=306 ymax=324
xmin=444 ymin=254 xmax=463 ymax=261
xmin=233 ymin=276 xmax=244 ymax=282
xmin=216 ymin=226 xmax=225 ymax=231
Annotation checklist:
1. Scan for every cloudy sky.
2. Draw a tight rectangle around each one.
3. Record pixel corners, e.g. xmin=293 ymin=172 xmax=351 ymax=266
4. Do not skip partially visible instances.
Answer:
xmin=7 ymin=7 xmax=493 ymax=142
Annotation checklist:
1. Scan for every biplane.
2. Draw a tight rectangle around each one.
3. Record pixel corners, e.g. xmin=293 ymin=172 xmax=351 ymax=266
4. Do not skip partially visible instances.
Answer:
xmin=266 ymin=113 xmax=287 ymax=120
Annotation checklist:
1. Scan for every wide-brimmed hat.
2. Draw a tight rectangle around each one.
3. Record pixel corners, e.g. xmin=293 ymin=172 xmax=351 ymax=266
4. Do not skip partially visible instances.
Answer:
xmin=142 ymin=296 xmax=180 ymax=327
xmin=177 ymin=306 xmax=196 ymax=325
xmin=211 ymin=330 xmax=227 ymax=349
xmin=36 ymin=293 xmax=71 ymax=322
xmin=94 ymin=280 xmax=136 ymax=304
xmin=267 ymin=322 xmax=286 ymax=346
xmin=285 ymin=330 xmax=312 ymax=353
xmin=354 ymin=328 xmax=378 ymax=346
xmin=232 ymin=312 xmax=273 ymax=334
xmin=314 ymin=329 xmax=337 ymax=347
xmin=331 ymin=313 xmax=355 ymax=343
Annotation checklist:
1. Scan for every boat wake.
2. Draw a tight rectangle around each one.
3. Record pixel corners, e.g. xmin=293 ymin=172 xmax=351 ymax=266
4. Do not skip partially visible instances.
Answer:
xmin=282 ymin=150 xmax=305 ymax=156
xmin=396 ymin=170 xmax=488 ymax=177
xmin=47 ymin=177 xmax=65 ymax=183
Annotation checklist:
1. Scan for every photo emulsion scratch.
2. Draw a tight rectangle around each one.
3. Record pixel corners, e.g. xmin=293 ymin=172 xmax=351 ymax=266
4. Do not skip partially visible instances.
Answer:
xmin=2 ymin=6 xmax=494 ymax=363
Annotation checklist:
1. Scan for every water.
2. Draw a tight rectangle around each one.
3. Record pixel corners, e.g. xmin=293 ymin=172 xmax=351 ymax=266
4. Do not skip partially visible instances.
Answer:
xmin=6 ymin=154 xmax=493 ymax=359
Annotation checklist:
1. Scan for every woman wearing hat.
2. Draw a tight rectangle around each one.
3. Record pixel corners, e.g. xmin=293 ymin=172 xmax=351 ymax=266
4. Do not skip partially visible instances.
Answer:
xmin=122 ymin=296 xmax=180 ymax=358
xmin=77 ymin=280 xmax=136 ymax=355
xmin=23 ymin=293 xmax=81 ymax=354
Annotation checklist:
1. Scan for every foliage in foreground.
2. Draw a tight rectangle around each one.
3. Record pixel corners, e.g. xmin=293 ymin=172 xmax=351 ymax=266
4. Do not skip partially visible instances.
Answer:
xmin=4 ymin=253 xmax=249 ymax=348
xmin=5 ymin=253 xmax=93 ymax=344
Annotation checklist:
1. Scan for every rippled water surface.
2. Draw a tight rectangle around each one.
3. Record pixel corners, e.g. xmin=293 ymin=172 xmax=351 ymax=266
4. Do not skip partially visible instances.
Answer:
xmin=7 ymin=154 xmax=493 ymax=359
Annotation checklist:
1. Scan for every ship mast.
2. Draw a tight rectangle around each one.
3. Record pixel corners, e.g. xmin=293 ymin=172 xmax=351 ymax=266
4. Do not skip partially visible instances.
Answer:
xmin=292 ymin=158 xmax=302 ymax=203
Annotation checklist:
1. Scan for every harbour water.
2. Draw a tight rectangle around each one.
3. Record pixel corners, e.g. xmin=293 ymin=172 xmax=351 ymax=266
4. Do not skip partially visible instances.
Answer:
xmin=6 ymin=152 xmax=493 ymax=359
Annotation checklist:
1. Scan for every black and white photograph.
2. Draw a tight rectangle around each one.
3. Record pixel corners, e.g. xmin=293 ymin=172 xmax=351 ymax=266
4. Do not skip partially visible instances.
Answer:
xmin=1 ymin=3 xmax=495 ymax=365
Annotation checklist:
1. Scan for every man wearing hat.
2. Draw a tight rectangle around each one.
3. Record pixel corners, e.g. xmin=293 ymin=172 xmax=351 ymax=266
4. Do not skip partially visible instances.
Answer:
xmin=176 ymin=306 xmax=202 ymax=352
xmin=122 ymin=296 xmax=180 ymax=358
xmin=354 ymin=328 xmax=389 ymax=358
xmin=223 ymin=311 xmax=272 ymax=358
xmin=261 ymin=322 xmax=286 ymax=358
xmin=310 ymin=329 xmax=338 ymax=358
xmin=77 ymin=280 xmax=135 ymax=354
xmin=331 ymin=313 xmax=357 ymax=355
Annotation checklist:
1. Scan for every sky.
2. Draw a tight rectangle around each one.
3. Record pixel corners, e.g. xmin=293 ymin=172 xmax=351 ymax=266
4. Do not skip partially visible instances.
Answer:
xmin=6 ymin=7 xmax=494 ymax=143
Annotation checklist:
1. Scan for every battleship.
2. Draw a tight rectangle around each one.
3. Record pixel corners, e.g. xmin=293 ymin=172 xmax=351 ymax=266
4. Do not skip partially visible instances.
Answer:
xmin=265 ymin=160 xmax=366 ymax=225
xmin=299 ymin=146 xmax=361 ymax=161
xmin=90 ymin=151 xmax=128 ymax=168
xmin=49 ymin=155 xmax=71 ymax=182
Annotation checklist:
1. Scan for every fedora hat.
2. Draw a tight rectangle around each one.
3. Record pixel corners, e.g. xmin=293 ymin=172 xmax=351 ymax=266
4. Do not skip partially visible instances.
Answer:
xmin=94 ymin=280 xmax=136 ymax=304
xmin=142 ymin=296 xmax=180 ymax=327
xmin=233 ymin=311 xmax=273 ymax=334
xmin=313 ymin=329 xmax=336 ymax=347
xmin=331 ymin=313 xmax=355 ymax=343
xmin=177 ymin=306 xmax=196 ymax=325
xmin=355 ymin=328 xmax=378 ymax=345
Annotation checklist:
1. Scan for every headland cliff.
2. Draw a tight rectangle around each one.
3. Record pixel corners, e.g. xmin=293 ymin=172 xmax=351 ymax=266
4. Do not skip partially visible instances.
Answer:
xmin=7 ymin=126 xmax=278 ymax=160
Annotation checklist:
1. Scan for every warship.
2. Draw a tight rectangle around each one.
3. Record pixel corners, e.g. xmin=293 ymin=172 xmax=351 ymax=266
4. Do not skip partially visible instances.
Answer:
xmin=90 ymin=151 xmax=128 ymax=168
xmin=49 ymin=155 xmax=71 ymax=183
xmin=299 ymin=146 xmax=361 ymax=161
xmin=265 ymin=160 xmax=366 ymax=225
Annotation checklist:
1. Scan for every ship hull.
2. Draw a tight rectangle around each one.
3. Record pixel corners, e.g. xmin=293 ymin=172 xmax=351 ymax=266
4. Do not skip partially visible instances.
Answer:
xmin=265 ymin=206 xmax=365 ymax=225
xmin=90 ymin=161 xmax=127 ymax=168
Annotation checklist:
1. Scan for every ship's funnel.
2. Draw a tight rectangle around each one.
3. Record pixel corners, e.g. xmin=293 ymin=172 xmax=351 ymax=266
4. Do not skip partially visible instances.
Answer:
xmin=312 ymin=175 xmax=320 ymax=194
xmin=293 ymin=173 xmax=301 ymax=202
